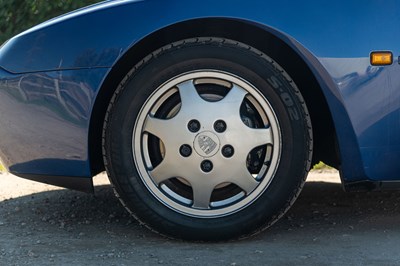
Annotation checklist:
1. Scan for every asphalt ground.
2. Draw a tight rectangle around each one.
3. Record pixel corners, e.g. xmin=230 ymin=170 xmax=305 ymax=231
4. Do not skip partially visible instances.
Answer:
xmin=1 ymin=171 xmax=400 ymax=265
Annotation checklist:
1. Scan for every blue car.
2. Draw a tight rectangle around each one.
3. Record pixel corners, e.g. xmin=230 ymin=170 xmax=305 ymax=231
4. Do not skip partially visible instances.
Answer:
xmin=0 ymin=0 xmax=399 ymax=240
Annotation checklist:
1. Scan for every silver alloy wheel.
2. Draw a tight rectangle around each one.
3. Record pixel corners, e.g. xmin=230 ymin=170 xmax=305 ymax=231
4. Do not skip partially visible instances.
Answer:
xmin=133 ymin=70 xmax=281 ymax=218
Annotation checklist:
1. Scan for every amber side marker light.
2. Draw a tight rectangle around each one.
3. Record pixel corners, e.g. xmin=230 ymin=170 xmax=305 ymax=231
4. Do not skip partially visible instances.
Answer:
xmin=370 ymin=51 xmax=393 ymax=66
xmin=0 ymin=160 xmax=6 ymax=173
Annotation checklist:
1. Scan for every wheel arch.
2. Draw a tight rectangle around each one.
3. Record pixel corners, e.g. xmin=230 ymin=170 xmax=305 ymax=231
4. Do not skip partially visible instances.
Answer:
xmin=88 ymin=17 xmax=340 ymax=176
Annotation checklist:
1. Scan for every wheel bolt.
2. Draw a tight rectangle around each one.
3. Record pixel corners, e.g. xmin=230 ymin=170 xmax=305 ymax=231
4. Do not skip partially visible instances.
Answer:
xmin=188 ymin=119 xmax=201 ymax=133
xmin=179 ymin=144 xmax=192 ymax=157
xmin=222 ymin=145 xmax=234 ymax=158
xmin=214 ymin=120 xmax=227 ymax=133
xmin=200 ymin=160 xmax=213 ymax=172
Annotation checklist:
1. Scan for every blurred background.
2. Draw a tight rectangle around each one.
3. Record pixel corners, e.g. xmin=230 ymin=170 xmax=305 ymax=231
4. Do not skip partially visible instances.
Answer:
xmin=0 ymin=0 xmax=102 ymax=44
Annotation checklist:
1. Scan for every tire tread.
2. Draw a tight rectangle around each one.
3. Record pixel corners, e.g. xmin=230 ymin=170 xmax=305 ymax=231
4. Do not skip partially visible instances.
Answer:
xmin=102 ymin=37 xmax=313 ymax=240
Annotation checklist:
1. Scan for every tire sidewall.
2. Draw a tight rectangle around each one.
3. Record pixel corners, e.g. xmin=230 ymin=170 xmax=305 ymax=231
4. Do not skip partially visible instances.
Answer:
xmin=104 ymin=39 xmax=311 ymax=240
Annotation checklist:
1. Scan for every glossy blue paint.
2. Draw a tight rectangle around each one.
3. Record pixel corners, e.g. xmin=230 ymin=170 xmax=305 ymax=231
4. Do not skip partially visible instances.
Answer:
xmin=0 ymin=0 xmax=400 ymax=185
xmin=2 ymin=0 xmax=400 ymax=73
xmin=0 ymin=67 xmax=109 ymax=177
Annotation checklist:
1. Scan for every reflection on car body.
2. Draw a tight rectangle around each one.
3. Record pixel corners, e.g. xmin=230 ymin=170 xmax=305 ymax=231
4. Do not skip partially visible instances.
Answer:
xmin=1 ymin=0 xmax=400 ymax=240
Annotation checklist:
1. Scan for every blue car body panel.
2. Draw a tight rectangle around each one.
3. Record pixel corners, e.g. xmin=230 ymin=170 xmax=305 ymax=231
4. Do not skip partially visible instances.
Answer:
xmin=0 ymin=68 xmax=109 ymax=177
xmin=0 ymin=0 xmax=400 ymax=188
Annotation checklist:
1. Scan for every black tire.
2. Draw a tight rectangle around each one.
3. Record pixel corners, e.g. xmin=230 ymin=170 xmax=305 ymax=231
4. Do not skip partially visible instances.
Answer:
xmin=103 ymin=37 xmax=312 ymax=241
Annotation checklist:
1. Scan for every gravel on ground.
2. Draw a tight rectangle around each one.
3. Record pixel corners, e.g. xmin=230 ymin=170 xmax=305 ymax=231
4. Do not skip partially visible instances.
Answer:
xmin=1 ymin=170 xmax=400 ymax=265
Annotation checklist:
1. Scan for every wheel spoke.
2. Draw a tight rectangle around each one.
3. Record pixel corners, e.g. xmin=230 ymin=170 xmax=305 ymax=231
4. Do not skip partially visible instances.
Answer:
xmin=150 ymin=157 xmax=177 ymax=184
xmin=176 ymin=80 xmax=204 ymax=111
xmin=143 ymin=115 xmax=170 ymax=139
xmin=229 ymin=167 xmax=259 ymax=194
xmin=244 ymin=127 xmax=273 ymax=148
xmin=219 ymin=84 xmax=248 ymax=111
xmin=192 ymin=181 xmax=215 ymax=209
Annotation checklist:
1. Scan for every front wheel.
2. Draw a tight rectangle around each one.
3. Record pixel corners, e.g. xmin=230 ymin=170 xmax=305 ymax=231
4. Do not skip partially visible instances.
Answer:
xmin=103 ymin=38 xmax=313 ymax=240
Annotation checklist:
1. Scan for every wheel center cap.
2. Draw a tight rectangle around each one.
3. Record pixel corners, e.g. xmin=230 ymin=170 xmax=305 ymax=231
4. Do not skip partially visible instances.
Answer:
xmin=193 ymin=131 xmax=220 ymax=157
